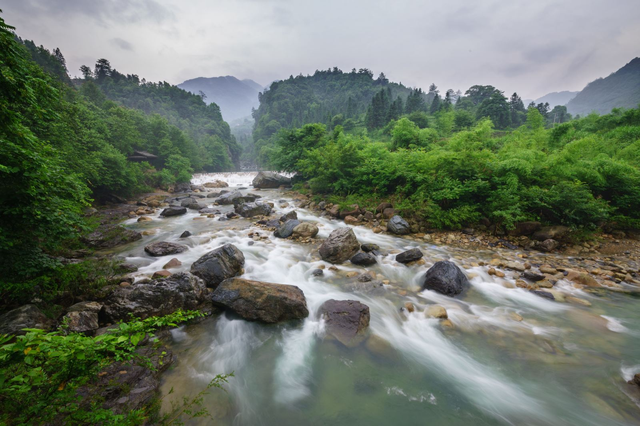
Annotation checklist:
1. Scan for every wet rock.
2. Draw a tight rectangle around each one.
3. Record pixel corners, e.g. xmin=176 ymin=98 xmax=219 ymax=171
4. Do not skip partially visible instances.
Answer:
xmin=211 ymin=278 xmax=308 ymax=323
xmin=0 ymin=304 xmax=54 ymax=336
xmin=82 ymin=225 xmax=142 ymax=249
xmin=311 ymin=269 xmax=324 ymax=277
xmin=204 ymin=180 xmax=229 ymax=188
xmin=537 ymin=239 xmax=559 ymax=252
xmin=396 ymin=248 xmax=423 ymax=264
xmin=216 ymin=191 xmax=244 ymax=205
xmin=274 ymin=219 xmax=301 ymax=238
xmin=319 ymin=299 xmax=370 ymax=347
xmin=137 ymin=216 xmax=152 ymax=222
xmin=566 ymin=296 xmax=592 ymax=307
xmin=533 ymin=226 xmax=570 ymax=241
xmin=361 ymin=243 xmax=380 ymax=253
xmin=631 ymin=374 xmax=640 ymax=387
xmin=357 ymin=273 xmax=374 ymax=282
xmin=235 ymin=202 xmax=272 ymax=218
xmin=319 ymin=227 xmax=360 ymax=264
xmin=152 ymin=270 xmax=172 ymax=279
xmin=344 ymin=280 xmax=385 ymax=295
xmin=382 ymin=208 xmax=396 ymax=219
xmin=424 ymin=305 xmax=448 ymax=319
xmin=327 ymin=205 xmax=340 ymax=217
xmin=375 ymin=202 xmax=393 ymax=213
xmin=293 ymin=222 xmax=319 ymax=238
xmin=387 ymin=215 xmax=411 ymax=235
xmin=63 ymin=302 xmax=101 ymax=334
xmin=523 ymin=271 xmax=545 ymax=281
xmin=190 ymin=244 xmax=245 ymax=289
xmin=404 ymin=302 xmax=415 ymax=313
xmin=350 ymin=252 xmax=377 ymax=266
xmin=280 ymin=210 xmax=298 ymax=222
xmin=252 ymin=171 xmax=291 ymax=189
xmin=160 ymin=206 xmax=187 ymax=217
xmin=101 ymin=272 xmax=207 ymax=322
xmin=144 ymin=241 xmax=188 ymax=257
xmin=344 ymin=215 xmax=359 ymax=225
xmin=179 ymin=230 xmax=192 ymax=238
xmin=508 ymin=221 xmax=541 ymax=236
xmin=420 ymin=261 xmax=469 ymax=296
xmin=566 ymin=271 xmax=599 ymax=287
xmin=163 ymin=258 xmax=182 ymax=269
xmin=505 ymin=261 xmax=526 ymax=272
xmin=530 ymin=290 xmax=555 ymax=300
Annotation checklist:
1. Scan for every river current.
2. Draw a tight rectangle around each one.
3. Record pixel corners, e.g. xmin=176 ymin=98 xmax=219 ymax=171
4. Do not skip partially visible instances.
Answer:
xmin=114 ymin=172 xmax=640 ymax=426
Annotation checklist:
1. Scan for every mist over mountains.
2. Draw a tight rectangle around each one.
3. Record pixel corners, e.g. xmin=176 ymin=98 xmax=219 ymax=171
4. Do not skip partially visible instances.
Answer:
xmin=178 ymin=76 xmax=263 ymax=122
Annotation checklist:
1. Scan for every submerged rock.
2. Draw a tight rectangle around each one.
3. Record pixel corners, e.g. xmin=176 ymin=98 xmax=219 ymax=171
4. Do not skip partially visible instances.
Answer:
xmin=144 ymin=241 xmax=188 ymax=257
xmin=396 ymin=248 xmax=423 ymax=264
xmin=160 ymin=206 xmax=187 ymax=217
xmin=350 ymin=252 xmax=377 ymax=266
xmin=0 ymin=304 xmax=54 ymax=336
xmin=211 ymin=278 xmax=308 ymax=323
xmin=420 ymin=261 xmax=469 ymax=296
xmin=252 ymin=171 xmax=291 ymax=189
xmin=274 ymin=219 xmax=301 ymax=238
xmin=190 ymin=244 xmax=245 ymax=288
xmin=319 ymin=227 xmax=360 ymax=264
xmin=531 ymin=290 xmax=555 ymax=301
xmin=319 ymin=299 xmax=370 ymax=347
xmin=387 ymin=215 xmax=411 ymax=235
xmin=101 ymin=272 xmax=208 ymax=322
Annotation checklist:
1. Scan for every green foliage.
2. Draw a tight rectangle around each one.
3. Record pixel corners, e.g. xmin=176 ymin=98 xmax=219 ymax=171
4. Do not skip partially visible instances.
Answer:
xmin=271 ymin=106 xmax=640 ymax=231
xmin=0 ymin=310 xmax=207 ymax=425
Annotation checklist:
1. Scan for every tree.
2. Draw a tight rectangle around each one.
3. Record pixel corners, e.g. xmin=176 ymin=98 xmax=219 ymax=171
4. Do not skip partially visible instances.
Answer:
xmin=548 ymin=105 xmax=572 ymax=125
xmin=405 ymin=88 xmax=427 ymax=114
xmin=476 ymin=92 xmax=511 ymax=129
xmin=430 ymin=93 xmax=442 ymax=114
xmin=79 ymin=65 xmax=93 ymax=79
xmin=535 ymin=102 xmax=550 ymax=120
xmin=94 ymin=58 xmax=112 ymax=81
xmin=391 ymin=118 xmax=420 ymax=149
xmin=376 ymin=72 xmax=389 ymax=85
xmin=508 ymin=92 xmax=527 ymax=127
xmin=53 ymin=47 xmax=67 ymax=72
xmin=465 ymin=85 xmax=500 ymax=106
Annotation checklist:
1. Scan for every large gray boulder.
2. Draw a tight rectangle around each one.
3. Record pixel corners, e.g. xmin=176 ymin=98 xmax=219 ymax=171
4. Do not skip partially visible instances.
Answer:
xmin=420 ymin=261 xmax=469 ymax=296
xmin=101 ymin=272 xmax=208 ymax=322
xmin=160 ymin=206 xmax=187 ymax=217
xmin=144 ymin=241 xmax=188 ymax=257
xmin=319 ymin=227 xmax=360 ymax=264
xmin=387 ymin=215 xmax=411 ymax=235
xmin=274 ymin=219 xmax=300 ymax=238
xmin=0 ymin=304 xmax=54 ymax=335
xmin=252 ymin=171 xmax=291 ymax=189
xmin=396 ymin=248 xmax=423 ymax=264
xmin=211 ymin=278 xmax=309 ymax=323
xmin=234 ymin=202 xmax=272 ymax=218
xmin=319 ymin=299 xmax=370 ymax=347
xmin=190 ymin=244 xmax=245 ymax=288
xmin=350 ymin=252 xmax=377 ymax=266
xmin=63 ymin=301 xmax=102 ymax=334
xmin=216 ymin=191 xmax=261 ymax=206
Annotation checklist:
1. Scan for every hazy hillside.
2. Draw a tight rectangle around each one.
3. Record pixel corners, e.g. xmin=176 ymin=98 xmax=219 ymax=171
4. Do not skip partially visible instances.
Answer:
xmin=567 ymin=58 xmax=640 ymax=116
xmin=535 ymin=91 xmax=578 ymax=108
xmin=178 ymin=76 xmax=262 ymax=121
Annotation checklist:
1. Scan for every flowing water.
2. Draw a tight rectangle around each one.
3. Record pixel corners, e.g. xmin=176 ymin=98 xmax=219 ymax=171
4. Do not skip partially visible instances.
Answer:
xmin=114 ymin=172 xmax=640 ymax=426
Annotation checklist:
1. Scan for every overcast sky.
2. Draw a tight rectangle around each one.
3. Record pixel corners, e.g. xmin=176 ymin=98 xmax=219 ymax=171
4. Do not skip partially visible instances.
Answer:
xmin=3 ymin=0 xmax=640 ymax=99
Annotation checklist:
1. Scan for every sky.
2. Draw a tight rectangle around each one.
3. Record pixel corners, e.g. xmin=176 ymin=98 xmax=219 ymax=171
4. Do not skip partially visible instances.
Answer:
xmin=3 ymin=0 xmax=640 ymax=100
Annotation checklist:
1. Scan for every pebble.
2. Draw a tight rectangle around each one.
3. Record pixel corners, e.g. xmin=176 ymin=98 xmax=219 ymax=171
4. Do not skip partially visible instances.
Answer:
xmin=425 ymin=305 xmax=448 ymax=319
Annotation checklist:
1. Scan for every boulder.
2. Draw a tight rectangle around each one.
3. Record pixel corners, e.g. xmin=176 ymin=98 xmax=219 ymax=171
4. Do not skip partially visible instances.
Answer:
xmin=327 ymin=205 xmax=340 ymax=218
xmin=215 ymin=191 xmax=245 ymax=205
xmin=523 ymin=271 xmax=545 ymax=281
xmin=420 ymin=261 xmax=469 ymax=296
xmin=101 ymin=272 xmax=207 ymax=322
xmin=424 ymin=305 xmax=448 ymax=319
xmin=63 ymin=301 xmax=101 ymax=334
xmin=344 ymin=280 xmax=385 ymax=296
xmin=361 ymin=243 xmax=380 ymax=253
xmin=163 ymin=258 xmax=182 ymax=269
xmin=82 ymin=225 xmax=142 ymax=249
xmin=144 ymin=241 xmax=188 ymax=257
xmin=252 ymin=171 xmax=291 ymax=189
xmin=204 ymin=180 xmax=229 ymax=188
xmin=632 ymin=374 xmax=640 ymax=387
xmin=160 ymin=206 xmax=187 ymax=217
xmin=319 ymin=299 xmax=370 ymax=347
xmin=339 ymin=205 xmax=360 ymax=219
xmin=344 ymin=215 xmax=359 ymax=225
xmin=211 ymin=278 xmax=308 ymax=323
xmin=537 ymin=239 xmax=559 ymax=252
xmin=235 ymin=202 xmax=272 ymax=218
xmin=274 ymin=219 xmax=301 ymax=238
xmin=387 ymin=215 xmax=411 ymax=235
xmin=396 ymin=248 xmax=423 ymax=264
xmin=375 ymin=202 xmax=393 ymax=213
xmin=190 ymin=244 xmax=245 ymax=288
xmin=382 ymin=208 xmax=396 ymax=219
xmin=350 ymin=252 xmax=377 ymax=266
xmin=152 ymin=270 xmax=172 ymax=279
xmin=293 ymin=222 xmax=319 ymax=238
xmin=532 ymin=226 xmax=570 ymax=241
xmin=179 ymin=230 xmax=192 ymax=238
xmin=0 ymin=304 xmax=54 ymax=335
xmin=319 ymin=227 xmax=360 ymax=264
xmin=280 ymin=211 xmax=298 ymax=222
xmin=180 ymin=197 xmax=199 ymax=207
xmin=508 ymin=221 xmax=541 ymax=236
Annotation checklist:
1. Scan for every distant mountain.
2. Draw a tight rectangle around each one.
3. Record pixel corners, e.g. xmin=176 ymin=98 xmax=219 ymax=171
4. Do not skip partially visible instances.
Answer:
xmin=567 ymin=58 xmax=640 ymax=116
xmin=534 ymin=91 xmax=578 ymax=108
xmin=178 ymin=76 xmax=262 ymax=122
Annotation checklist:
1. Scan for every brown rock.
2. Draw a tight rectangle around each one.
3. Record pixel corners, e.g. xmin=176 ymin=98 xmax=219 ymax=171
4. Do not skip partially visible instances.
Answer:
xmin=344 ymin=215 xmax=359 ymax=225
xmin=152 ymin=270 xmax=172 ymax=279
xmin=163 ymin=258 xmax=182 ymax=269
xmin=319 ymin=299 xmax=370 ymax=347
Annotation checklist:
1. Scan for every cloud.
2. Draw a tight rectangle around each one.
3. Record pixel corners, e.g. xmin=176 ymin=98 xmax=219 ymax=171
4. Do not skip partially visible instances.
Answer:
xmin=111 ymin=37 xmax=134 ymax=51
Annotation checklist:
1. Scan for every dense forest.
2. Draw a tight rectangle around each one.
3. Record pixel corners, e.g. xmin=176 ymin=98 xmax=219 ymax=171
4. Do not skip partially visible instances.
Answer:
xmin=1 ymin=17 xmax=237 ymax=285
xmin=270 ymin=107 xmax=640 ymax=231
xmin=252 ymin=71 xmax=574 ymax=166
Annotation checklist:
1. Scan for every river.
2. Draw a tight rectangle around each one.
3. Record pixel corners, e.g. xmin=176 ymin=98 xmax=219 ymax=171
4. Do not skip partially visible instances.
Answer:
xmin=114 ymin=172 xmax=640 ymax=426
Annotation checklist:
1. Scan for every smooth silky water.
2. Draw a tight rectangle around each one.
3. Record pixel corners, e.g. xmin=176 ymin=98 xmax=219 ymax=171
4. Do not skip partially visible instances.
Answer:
xmin=112 ymin=172 xmax=640 ymax=426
